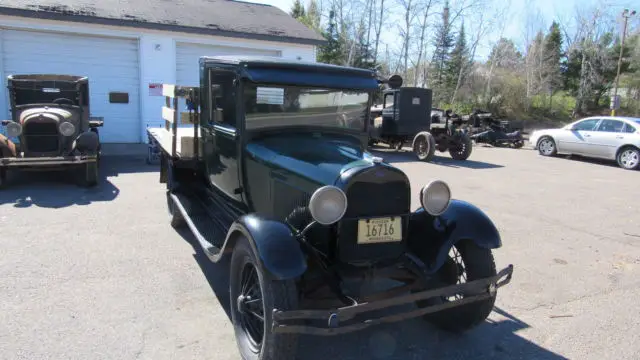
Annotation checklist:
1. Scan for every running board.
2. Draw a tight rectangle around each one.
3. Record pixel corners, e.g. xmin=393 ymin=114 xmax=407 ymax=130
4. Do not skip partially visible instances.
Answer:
xmin=169 ymin=192 xmax=227 ymax=263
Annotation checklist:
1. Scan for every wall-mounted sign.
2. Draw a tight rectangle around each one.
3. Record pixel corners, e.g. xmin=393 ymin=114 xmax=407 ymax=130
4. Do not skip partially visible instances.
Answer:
xmin=149 ymin=83 xmax=163 ymax=96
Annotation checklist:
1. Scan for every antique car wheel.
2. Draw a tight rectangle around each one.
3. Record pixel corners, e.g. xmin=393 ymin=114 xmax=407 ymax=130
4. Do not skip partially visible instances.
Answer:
xmin=537 ymin=136 xmax=557 ymax=157
xmin=79 ymin=162 xmax=99 ymax=187
xmin=413 ymin=132 xmax=436 ymax=162
xmin=449 ymin=134 xmax=473 ymax=160
xmin=230 ymin=235 xmax=299 ymax=360
xmin=513 ymin=140 xmax=524 ymax=149
xmin=616 ymin=146 xmax=640 ymax=170
xmin=0 ymin=167 xmax=7 ymax=189
xmin=415 ymin=239 xmax=497 ymax=333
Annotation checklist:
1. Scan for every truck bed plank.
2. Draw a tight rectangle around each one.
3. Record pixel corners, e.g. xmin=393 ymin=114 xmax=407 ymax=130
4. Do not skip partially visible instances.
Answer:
xmin=147 ymin=127 xmax=201 ymax=160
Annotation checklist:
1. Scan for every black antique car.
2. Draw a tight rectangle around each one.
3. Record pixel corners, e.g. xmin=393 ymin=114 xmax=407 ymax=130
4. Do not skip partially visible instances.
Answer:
xmin=0 ymin=74 xmax=103 ymax=188
xmin=368 ymin=82 xmax=473 ymax=161
xmin=149 ymin=56 xmax=513 ymax=360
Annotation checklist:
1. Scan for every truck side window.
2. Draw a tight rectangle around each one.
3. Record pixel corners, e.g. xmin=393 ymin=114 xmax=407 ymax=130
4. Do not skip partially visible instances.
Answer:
xmin=210 ymin=71 xmax=237 ymax=127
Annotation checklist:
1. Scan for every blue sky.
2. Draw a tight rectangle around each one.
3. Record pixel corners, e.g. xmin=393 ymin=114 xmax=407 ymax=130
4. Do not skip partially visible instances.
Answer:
xmin=249 ymin=0 xmax=637 ymax=60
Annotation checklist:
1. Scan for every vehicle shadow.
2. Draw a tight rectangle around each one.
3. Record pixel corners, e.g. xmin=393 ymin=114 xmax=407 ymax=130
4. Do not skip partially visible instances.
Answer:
xmin=0 ymin=155 xmax=155 ymax=208
xmin=177 ymin=230 xmax=565 ymax=360
xmin=561 ymin=154 xmax=627 ymax=170
xmin=368 ymin=148 xmax=504 ymax=169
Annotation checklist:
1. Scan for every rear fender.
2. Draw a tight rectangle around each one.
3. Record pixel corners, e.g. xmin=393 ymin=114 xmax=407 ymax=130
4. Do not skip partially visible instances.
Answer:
xmin=407 ymin=199 xmax=501 ymax=274
xmin=220 ymin=213 xmax=307 ymax=281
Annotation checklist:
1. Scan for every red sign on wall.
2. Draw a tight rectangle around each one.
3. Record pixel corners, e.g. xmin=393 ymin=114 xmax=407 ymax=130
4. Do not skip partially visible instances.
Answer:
xmin=149 ymin=83 xmax=162 ymax=96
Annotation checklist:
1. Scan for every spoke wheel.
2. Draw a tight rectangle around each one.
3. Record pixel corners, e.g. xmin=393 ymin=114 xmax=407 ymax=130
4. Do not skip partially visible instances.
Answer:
xmin=230 ymin=236 xmax=299 ymax=360
xmin=449 ymin=134 xmax=473 ymax=160
xmin=413 ymin=132 xmax=435 ymax=162
xmin=237 ymin=262 xmax=265 ymax=352
xmin=617 ymin=147 xmax=640 ymax=170
xmin=413 ymin=239 xmax=497 ymax=333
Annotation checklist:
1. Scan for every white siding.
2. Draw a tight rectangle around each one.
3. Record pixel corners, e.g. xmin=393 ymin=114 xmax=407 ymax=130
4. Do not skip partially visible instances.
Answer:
xmin=176 ymin=42 xmax=281 ymax=87
xmin=2 ymin=29 xmax=141 ymax=143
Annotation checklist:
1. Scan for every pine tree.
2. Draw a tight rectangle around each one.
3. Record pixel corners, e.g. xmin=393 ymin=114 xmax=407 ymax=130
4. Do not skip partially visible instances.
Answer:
xmin=446 ymin=22 xmax=468 ymax=91
xmin=317 ymin=9 xmax=345 ymax=65
xmin=289 ymin=0 xmax=306 ymax=19
xmin=430 ymin=1 xmax=454 ymax=96
xmin=542 ymin=21 xmax=563 ymax=102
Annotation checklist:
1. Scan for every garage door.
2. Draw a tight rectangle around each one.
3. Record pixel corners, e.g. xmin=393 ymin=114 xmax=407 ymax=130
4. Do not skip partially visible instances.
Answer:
xmin=2 ymin=29 xmax=141 ymax=143
xmin=176 ymin=42 xmax=281 ymax=87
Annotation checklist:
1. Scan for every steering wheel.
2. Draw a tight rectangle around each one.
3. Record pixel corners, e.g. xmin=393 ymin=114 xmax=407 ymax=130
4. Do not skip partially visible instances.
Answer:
xmin=52 ymin=98 xmax=74 ymax=105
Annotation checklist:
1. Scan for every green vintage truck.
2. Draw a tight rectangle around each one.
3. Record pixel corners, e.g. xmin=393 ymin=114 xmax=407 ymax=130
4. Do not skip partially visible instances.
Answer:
xmin=147 ymin=56 xmax=514 ymax=360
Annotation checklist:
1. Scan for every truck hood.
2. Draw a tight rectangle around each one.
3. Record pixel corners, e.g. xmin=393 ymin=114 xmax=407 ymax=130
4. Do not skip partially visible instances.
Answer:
xmin=246 ymin=133 xmax=378 ymax=186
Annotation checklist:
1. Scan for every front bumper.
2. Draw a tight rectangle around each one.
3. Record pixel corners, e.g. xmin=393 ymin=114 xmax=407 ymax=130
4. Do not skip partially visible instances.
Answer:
xmin=0 ymin=155 xmax=97 ymax=169
xmin=272 ymin=264 xmax=514 ymax=335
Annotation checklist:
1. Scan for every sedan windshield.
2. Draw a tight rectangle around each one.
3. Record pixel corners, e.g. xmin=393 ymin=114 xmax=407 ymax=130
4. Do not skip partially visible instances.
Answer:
xmin=243 ymin=83 xmax=370 ymax=132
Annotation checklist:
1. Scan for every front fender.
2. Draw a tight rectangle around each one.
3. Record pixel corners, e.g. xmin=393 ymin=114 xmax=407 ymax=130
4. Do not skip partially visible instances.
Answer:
xmin=222 ymin=213 xmax=307 ymax=281
xmin=407 ymin=199 xmax=502 ymax=273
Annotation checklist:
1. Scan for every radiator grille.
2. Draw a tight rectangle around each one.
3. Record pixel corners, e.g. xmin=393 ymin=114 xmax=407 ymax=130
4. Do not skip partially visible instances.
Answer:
xmin=338 ymin=169 xmax=411 ymax=264
xmin=24 ymin=122 xmax=59 ymax=153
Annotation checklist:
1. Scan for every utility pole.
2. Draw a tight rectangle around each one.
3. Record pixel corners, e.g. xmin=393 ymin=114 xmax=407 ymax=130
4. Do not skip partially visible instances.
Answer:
xmin=611 ymin=9 xmax=636 ymax=116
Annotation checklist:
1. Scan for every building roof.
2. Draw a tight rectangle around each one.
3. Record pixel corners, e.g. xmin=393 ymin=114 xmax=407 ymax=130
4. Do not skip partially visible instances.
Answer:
xmin=0 ymin=0 xmax=326 ymax=46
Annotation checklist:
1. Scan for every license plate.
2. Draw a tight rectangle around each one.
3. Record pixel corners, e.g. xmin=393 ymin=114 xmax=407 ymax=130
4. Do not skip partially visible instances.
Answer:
xmin=357 ymin=217 xmax=402 ymax=244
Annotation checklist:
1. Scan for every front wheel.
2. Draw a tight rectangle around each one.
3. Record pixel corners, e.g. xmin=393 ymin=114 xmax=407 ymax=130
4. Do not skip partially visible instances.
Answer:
xmin=449 ymin=134 xmax=473 ymax=160
xmin=0 ymin=166 xmax=7 ymax=189
xmin=617 ymin=146 xmax=640 ymax=170
xmin=537 ymin=136 xmax=557 ymax=156
xmin=230 ymin=236 xmax=299 ymax=360
xmin=78 ymin=161 xmax=99 ymax=187
xmin=415 ymin=239 xmax=497 ymax=333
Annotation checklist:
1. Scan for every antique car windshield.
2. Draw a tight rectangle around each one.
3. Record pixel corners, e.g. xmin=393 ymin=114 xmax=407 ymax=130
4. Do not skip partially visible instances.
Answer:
xmin=243 ymin=83 xmax=370 ymax=131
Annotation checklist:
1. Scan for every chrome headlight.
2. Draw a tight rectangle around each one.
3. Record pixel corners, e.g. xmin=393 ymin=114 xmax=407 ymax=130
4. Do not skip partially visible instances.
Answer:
xmin=420 ymin=180 xmax=451 ymax=216
xmin=59 ymin=122 xmax=75 ymax=137
xmin=5 ymin=122 xmax=22 ymax=137
xmin=309 ymin=185 xmax=348 ymax=225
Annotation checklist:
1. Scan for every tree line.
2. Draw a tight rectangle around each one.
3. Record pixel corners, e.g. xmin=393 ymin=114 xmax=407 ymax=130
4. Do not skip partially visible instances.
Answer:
xmin=290 ymin=0 xmax=640 ymax=121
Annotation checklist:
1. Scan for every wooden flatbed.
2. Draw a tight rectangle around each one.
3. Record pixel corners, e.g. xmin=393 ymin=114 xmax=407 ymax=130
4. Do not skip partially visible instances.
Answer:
xmin=146 ymin=84 xmax=202 ymax=161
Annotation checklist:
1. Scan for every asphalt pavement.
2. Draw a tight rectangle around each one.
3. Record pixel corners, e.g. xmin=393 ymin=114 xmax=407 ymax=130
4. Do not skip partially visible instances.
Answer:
xmin=0 ymin=144 xmax=638 ymax=360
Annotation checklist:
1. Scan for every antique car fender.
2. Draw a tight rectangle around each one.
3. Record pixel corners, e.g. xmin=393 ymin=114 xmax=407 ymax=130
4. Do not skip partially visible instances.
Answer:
xmin=407 ymin=199 xmax=502 ymax=273
xmin=221 ymin=213 xmax=307 ymax=281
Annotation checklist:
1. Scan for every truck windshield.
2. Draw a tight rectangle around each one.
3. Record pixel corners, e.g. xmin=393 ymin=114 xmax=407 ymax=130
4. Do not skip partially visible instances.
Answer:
xmin=243 ymin=83 xmax=370 ymax=131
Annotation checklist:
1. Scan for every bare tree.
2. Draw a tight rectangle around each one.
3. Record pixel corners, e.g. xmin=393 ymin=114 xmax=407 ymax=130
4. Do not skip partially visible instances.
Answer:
xmin=412 ymin=0 xmax=438 ymax=86
xmin=395 ymin=0 xmax=421 ymax=78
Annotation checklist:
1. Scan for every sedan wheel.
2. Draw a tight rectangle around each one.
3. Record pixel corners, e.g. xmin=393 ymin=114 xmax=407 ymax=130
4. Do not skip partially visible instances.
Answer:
xmin=617 ymin=147 xmax=640 ymax=170
xmin=537 ymin=136 xmax=557 ymax=157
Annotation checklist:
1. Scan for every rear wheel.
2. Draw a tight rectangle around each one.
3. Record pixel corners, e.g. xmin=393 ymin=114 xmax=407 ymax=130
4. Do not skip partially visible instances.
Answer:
xmin=230 ymin=236 xmax=299 ymax=360
xmin=617 ymin=146 xmax=640 ymax=170
xmin=415 ymin=239 xmax=497 ymax=333
xmin=413 ymin=132 xmax=436 ymax=162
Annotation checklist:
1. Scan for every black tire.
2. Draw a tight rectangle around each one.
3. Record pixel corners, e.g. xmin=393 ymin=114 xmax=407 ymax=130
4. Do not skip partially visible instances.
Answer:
xmin=0 ymin=167 xmax=7 ymax=189
xmin=230 ymin=236 xmax=299 ymax=360
xmin=616 ymin=146 xmax=640 ymax=170
xmin=415 ymin=239 xmax=497 ymax=333
xmin=449 ymin=134 xmax=473 ymax=160
xmin=413 ymin=132 xmax=436 ymax=162
xmin=513 ymin=140 xmax=524 ymax=149
xmin=166 ymin=191 xmax=187 ymax=228
xmin=537 ymin=136 xmax=557 ymax=157
xmin=79 ymin=161 xmax=99 ymax=187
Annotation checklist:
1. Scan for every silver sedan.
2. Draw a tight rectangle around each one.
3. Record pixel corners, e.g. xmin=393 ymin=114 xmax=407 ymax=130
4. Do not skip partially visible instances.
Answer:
xmin=529 ymin=116 xmax=640 ymax=170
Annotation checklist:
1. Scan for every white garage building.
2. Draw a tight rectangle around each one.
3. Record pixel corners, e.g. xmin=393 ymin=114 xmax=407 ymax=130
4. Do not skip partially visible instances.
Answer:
xmin=0 ymin=0 xmax=324 ymax=143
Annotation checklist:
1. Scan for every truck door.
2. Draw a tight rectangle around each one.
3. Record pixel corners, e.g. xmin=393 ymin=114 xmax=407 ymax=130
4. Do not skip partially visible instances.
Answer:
xmin=202 ymin=68 xmax=243 ymax=203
